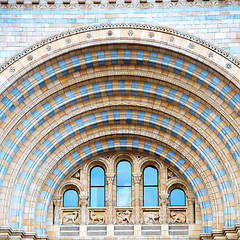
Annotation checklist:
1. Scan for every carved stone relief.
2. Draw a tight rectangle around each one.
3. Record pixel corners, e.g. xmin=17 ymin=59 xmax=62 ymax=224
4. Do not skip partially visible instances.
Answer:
xmin=62 ymin=210 xmax=80 ymax=224
xmin=89 ymin=210 xmax=106 ymax=223
xmin=144 ymin=212 xmax=160 ymax=224
xmin=116 ymin=210 xmax=132 ymax=223
xmin=170 ymin=210 xmax=186 ymax=223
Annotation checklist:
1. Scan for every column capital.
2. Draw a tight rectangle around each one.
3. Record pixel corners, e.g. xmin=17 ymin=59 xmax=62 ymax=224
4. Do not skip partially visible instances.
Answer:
xmin=106 ymin=173 xmax=115 ymax=184
xmin=132 ymin=172 xmax=142 ymax=184
xmin=79 ymin=192 xmax=89 ymax=205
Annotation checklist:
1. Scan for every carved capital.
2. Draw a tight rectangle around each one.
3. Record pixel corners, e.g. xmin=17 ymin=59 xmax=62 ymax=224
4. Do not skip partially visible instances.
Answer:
xmin=53 ymin=195 xmax=62 ymax=206
xmin=79 ymin=192 xmax=89 ymax=205
xmin=132 ymin=172 xmax=141 ymax=184
xmin=106 ymin=174 xmax=115 ymax=185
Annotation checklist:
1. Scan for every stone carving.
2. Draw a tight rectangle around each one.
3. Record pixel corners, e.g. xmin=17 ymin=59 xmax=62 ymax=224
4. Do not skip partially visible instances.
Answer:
xmin=116 ymin=210 xmax=131 ymax=223
xmin=1 ymin=23 xmax=239 ymax=74
xmin=89 ymin=211 xmax=105 ymax=223
xmin=144 ymin=212 xmax=160 ymax=224
xmin=170 ymin=211 xmax=186 ymax=223
xmin=62 ymin=211 xmax=79 ymax=224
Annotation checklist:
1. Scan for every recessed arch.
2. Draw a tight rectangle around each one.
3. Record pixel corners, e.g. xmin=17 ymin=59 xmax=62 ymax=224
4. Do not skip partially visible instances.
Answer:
xmin=0 ymin=23 xmax=239 ymax=239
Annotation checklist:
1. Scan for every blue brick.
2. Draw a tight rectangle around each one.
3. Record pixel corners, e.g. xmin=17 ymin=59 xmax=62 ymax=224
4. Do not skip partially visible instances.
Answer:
xmin=101 ymin=111 xmax=109 ymax=126
xmin=182 ymin=129 xmax=193 ymax=144
xmin=161 ymin=117 xmax=170 ymax=132
xmin=218 ymin=126 xmax=231 ymax=140
xmin=20 ymin=171 xmax=33 ymax=183
xmin=43 ymin=102 xmax=55 ymax=118
xmin=143 ymin=82 xmax=151 ymax=97
xmin=5 ymin=139 xmax=19 ymax=153
xmin=113 ymin=110 xmax=120 ymax=124
xmin=95 ymin=141 xmax=103 ymax=154
xmin=229 ymin=93 xmax=240 ymax=109
xmin=53 ymin=131 xmax=65 ymax=146
xmin=174 ymin=58 xmax=184 ymax=75
xmin=155 ymin=144 xmax=164 ymax=158
xmin=34 ymin=149 xmax=47 ymax=162
xmin=107 ymin=138 xmax=114 ymax=151
xmin=21 ymin=80 xmax=35 ymax=99
xmin=171 ymin=122 xmax=181 ymax=138
xmin=219 ymin=84 xmax=231 ymax=100
xmin=209 ymin=76 xmax=220 ymax=92
xmin=126 ymin=109 xmax=132 ymax=124
xmin=132 ymin=138 xmax=139 ymax=151
xmin=214 ymin=168 xmax=226 ymax=180
xmin=72 ymin=151 xmax=82 ymax=165
xmin=11 ymin=88 xmax=24 ymax=103
xmin=179 ymin=93 xmax=189 ymax=109
xmin=22 ymin=119 xmax=35 ymax=134
xmin=66 ymin=90 xmax=77 ymax=106
xmin=120 ymin=137 xmax=127 ymax=150
xmin=0 ymin=110 xmax=6 ymax=122
xmin=45 ymin=65 xmax=57 ymax=81
xmin=218 ymin=181 xmax=231 ymax=192
xmin=54 ymin=95 xmax=65 ymax=111
xmin=75 ymin=118 xmax=85 ymax=133
xmin=92 ymin=82 xmax=101 ymax=98
xmin=32 ymin=110 xmax=45 ymax=125
xmin=0 ymin=165 xmax=7 ymax=176
xmin=97 ymin=50 xmax=105 ymax=66
xmin=105 ymin=81 xmax=113 ymax=96
xmin=224 ymin=220 xmax=236 ymax=227
xmin=186 ymin=63 xmax=197 ymax=79
xmin=13 ymin=129 xmax=27 ymax=143
xmin=167 ymin=88 xmax=177 ymax=104
xmin=202 ymin=214 xmax=213 ymax=221
xmin=33 ymin=72 xmax=45 ymax=88
xmin=118 ymin=80 xmax=125 ymax=95
xmin=143 ymin=140 xmax=152 ymax=153
xmin=155 ymin=84 xmax=164 ymax=100
xmin=136 ymin=50 xmax=144 ymax=65
xmin=110 ymin=49 xmax=118 ymax=65
xmin=197 ymin=69 xmax=209 ymax=85
xmin=200 ymin=108 xmax=211 ymax=123
xmin=131 ymin=80 xmax=138 ymax=96
xmin=82 ymin=145 xmax=92 ymax=159
xmin=0 ymin=151 xmax=13 ymax=164
xmin=84 ymin=52 xmax=93 ymax=69
xmin=190 ymin=177 xmax=201 ymax=188
xmin=161 ymin=54 xmax=171 ymax=70
xmin=149 ymin=113 xmax=158 ymax=128
xmin=165 ymin=150 xmax=175 ymax=164
xmin=27 ymin=159 xmax=40 ymax=172
xmin=71 ymin=56 xmax=81 ymax=72
xmin=137 ymin=111 xmax=145 ymax=125
xmin=88 ymin=114 xmax=97 ymax=128
xmin=199 ymin=147 xmax=212 ymax=161
xmin=195 ymin=188 xmax=207 ymax=198
xmin=62 ymin=158 xmax=73 ymax=172
xmin=222 ymin=193 xmax=234 ymax=202
xmin=64 ymin=123 xmax=75 ymax=138
xmin=53 ymin=168 xmax=65 ymax=181
xmin=226 ymin=136 xmax=239 ymax=150
xmin=124 ymin=49 xmax=131 ymax=65
xmin=79 ymin=85 xmax=89 ymax=101
xmin=43 ymin=139 xmax=55 ymax=154
xmin=58 ymin=60 xmax=69 ymax=77
xmin=191 ymin=137 xmax=203 ymax=151
xmin=183 ymin=166 xmax=194 ymax=179
xmin=189 ymin=100 xmax=201 ymax=116
xmin=199 ymin=201 xmax=211 ymax=209
xmin=1 ymin=97 xmax=15 ymax=112
xmin=149 ymin=51 xmax=157 ymax=67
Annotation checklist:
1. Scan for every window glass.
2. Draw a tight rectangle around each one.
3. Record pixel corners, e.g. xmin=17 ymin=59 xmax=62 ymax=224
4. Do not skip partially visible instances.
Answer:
xmin=90 ymin=166 xmax=105 ymax=207
xmin=143 ymin=166 xmax=158 ymax=206
xmin=170 ymin=188 xmax=186 ymax=206
xmin=63 ymin=189 xmax=78 ymax=207
xmin=117 ymin=161 xmax=132 ymax=206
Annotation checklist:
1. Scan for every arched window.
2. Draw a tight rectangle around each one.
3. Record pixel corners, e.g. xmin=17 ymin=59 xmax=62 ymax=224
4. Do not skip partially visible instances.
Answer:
xmin=90 ymin=166 xmax=105 ymax=207
xmin=63 ymin=189 xmax=79 ymax=207
xmin=170 ymin=188 xmax=186 ymax=206
xmin=117 ymin=160 xmax=132 ymax=207
xmin=143 ymin=166 xmax=158 ymax=206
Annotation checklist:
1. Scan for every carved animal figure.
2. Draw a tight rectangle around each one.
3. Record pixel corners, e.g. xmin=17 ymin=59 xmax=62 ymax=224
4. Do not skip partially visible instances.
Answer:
xmin=90 ymin=211 xmax=105 ymax=223
xmin=170 ymin=211 xmax=186 ymax=223
xmin=144 ymin=212 xmax=160 ymax=223
xmin=116 ymin=210 xmax=131 ymax=223
xmin=62 ymin=211 xmax=78 ymax=224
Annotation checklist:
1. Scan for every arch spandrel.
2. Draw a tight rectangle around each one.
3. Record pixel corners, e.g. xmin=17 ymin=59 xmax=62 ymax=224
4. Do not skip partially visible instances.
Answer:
xmin=0 ymin=24 xmax=240 ymax=239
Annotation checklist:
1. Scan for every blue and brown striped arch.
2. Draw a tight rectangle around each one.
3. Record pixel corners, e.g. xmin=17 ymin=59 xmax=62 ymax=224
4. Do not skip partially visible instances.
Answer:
xmin=0 ymin=24 xmax=240 ymax=236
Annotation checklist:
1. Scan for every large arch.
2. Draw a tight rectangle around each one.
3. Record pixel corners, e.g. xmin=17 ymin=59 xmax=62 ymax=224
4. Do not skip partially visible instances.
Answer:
xmin=0 ymin=23 xmax=240 ymax=239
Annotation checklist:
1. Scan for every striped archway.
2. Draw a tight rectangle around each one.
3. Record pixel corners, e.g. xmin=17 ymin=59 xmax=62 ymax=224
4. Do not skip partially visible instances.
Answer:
xmin=0 ymin=23 xmax=240 ymax=239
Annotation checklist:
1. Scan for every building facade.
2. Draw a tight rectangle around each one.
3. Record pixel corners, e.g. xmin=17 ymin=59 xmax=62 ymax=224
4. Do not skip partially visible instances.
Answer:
xmin=0 ymin=1 xmax=240 ymax=239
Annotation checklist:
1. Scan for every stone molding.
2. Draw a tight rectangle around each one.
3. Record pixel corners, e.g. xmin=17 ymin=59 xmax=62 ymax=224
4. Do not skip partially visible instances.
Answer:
xmin=0 ymin=0 xmax=237 ymax=9
xmin=0 ymin=22 xmax=239 ymax=74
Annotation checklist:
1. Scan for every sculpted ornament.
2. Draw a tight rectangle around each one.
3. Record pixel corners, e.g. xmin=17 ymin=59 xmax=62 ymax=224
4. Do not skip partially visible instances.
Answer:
xmin=170 ymin=211 xmax=186 ymax=223
xmin=62 ymin=211 xmax=79 ymax=224
xmin=116 ymin=210 xmax=132 ymax=223
xmin=89 ymin=211 xmax=105 ymax=223
xmin=144 ymin=212 xmax=160 ymax=224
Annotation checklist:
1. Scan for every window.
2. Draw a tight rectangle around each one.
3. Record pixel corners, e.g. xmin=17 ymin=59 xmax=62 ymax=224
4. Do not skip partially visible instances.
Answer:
xmin=116 ymin=160 xmax=132 ymax=207
xmin=90 ymin=166 xmax=105 ymax=207
xmin=143 ymin=166 xmax=158 ymax=206
xmin=63 ymin=189 xmax=79 ymax=207
xmin=170 ymin=188 xmax=186 ymax=206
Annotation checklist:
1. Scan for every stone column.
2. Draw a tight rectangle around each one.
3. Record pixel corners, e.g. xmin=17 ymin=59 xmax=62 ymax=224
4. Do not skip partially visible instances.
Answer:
xmin=160 ymin=194 xmax=169 ymax=224
xmin=188 ymin=197 xmax=195 ymax=224
xmin=79 ymin=192 xmax=89 ymax=224
xmin=133 ymin=172 xmax=141 ymax=224
xmin=53 ymin=195 xmax=61 ymax=225
xmin=106 ymin=173 xmax=115 ymax=224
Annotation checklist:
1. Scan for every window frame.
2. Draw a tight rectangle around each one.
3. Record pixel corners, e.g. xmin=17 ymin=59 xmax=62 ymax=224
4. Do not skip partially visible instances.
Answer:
xmin=143 ymin=165 xmax=159 ymax=207
xmin=63 ymin=188 xmax=79 ymax=207
xmin=116 ymin=160 xmax=132 ymax=207
xmin=90 ymin=165 xmax=106 ymax=207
